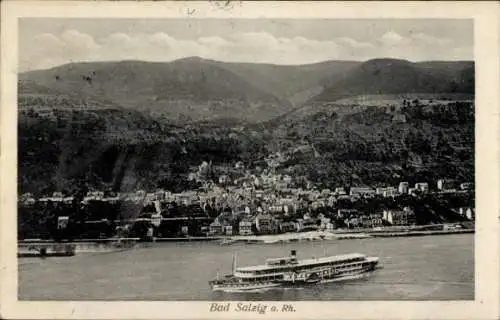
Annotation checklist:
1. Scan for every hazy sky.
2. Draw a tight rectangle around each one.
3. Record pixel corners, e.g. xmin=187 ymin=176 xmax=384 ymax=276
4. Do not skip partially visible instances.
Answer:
xmin=19 ymin=18 xmax=473 ymax=71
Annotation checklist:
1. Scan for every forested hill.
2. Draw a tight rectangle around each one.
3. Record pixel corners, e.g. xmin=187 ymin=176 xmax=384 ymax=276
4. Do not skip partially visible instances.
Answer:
xmin=18 ymin=57 xmax=475 ymax=194
xmin=19 ymin=98 xmax=474 ymax=194
xmin=314 ymin=59 xmax=474 ymax=102
xmin=269 ymin=100 xmax=474 ymax=188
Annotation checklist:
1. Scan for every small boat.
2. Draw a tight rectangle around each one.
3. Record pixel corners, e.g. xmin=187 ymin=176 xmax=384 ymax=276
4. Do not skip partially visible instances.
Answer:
xmin=18 ymin=244 xmax=76 ymax=258
xmin=209 ymin=250 xmax=380 ymax=292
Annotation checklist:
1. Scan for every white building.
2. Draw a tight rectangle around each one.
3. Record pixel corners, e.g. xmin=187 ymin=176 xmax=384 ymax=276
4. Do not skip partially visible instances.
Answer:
xmin=321 ymin=189 xmax=332 ymax=197
xmin=466 ymin=208 xmax=475 ymax=220
xmin=181 ymin=226 xmax=189 ymax=235
xmin=383 ymin=208 xmax=416 ymax=225
xmin=224 ymin=225 xmax=233 ymax=236
xmin=415 ymin=182 xmax=429 ymax=193
xmin=334 ymin=187 xmax=347 ymax=195
xmin=376 ymin=187 xmax=397 ymax=197
xmin=239 ymin=220 xmax=253 ymax=236
xmin=255 ymin=213 xmax=274 ymax=234
xmin=57 ymin=216 xmax=69 ymax=229
xmin=279 ymin=221 xmax=297 ymax=233
xmin=320 ymin=217 xmax=332 ymax=231
xmin=398 ymin=182 xmax=409 ymax=194
xmin=209 ymin=220 xmax=223 ymax=236
xmin=350 ymin=187 xmax=376 ymax=198
xmin=437 ymin=179 xmax=455 ymax=191
xmin=268 ymin=205 xmax=284 ymax=214
xmin=459 ymin=207 xmax=466 ymax=216
xmin=460 ymin=182 xmax=473 ymax=190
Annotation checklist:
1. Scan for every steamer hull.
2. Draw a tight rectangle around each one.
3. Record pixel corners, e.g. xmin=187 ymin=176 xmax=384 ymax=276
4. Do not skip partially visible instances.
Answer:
xmin=209 ymin=250 xmax=380 ymax=292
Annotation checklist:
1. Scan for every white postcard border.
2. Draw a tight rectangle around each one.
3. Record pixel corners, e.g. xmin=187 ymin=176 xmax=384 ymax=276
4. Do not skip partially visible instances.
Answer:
xmin=1 ymin=1 xmax=499 ymax=320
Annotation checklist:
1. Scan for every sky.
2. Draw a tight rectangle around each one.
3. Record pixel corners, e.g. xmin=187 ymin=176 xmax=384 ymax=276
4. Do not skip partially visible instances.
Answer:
xmin=19 ymin=18 xmax=473 ymax=72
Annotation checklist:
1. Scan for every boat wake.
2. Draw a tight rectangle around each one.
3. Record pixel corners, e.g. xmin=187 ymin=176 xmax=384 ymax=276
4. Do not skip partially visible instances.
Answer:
xmin=213 ymin=286 xmax=282 ymax=293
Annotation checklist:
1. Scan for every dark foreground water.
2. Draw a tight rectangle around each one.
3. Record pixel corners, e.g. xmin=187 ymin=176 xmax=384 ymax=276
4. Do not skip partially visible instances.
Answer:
xmin=19 ymin=234 xmax=474 ymax=300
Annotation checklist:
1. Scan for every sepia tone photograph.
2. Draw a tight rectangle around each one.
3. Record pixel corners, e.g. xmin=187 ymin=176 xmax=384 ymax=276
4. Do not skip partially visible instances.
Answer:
xmin=1 ymin=1 xmax=499 ymax=320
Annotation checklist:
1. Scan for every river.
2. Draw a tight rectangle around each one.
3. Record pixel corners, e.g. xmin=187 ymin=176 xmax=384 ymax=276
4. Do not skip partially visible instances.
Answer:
xmin=18 ymin=233 xmax=474 ymax=300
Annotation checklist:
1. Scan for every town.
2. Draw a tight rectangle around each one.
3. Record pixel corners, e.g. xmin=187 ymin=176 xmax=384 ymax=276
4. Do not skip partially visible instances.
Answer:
xmin=18 ymin=159 xmax=475 ymax=241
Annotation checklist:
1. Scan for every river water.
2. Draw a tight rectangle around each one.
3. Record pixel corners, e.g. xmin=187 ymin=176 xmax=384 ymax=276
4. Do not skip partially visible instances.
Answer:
xmin=18 ymin=234 xmax=473 ymax=300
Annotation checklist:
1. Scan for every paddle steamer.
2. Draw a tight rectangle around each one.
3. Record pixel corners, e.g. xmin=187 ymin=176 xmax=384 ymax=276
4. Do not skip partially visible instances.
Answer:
xmin=209 ymin=250 xmax=379 ymax=292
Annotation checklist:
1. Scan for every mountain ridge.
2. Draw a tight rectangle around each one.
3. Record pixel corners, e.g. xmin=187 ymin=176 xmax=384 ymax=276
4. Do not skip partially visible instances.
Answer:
xmin=19 ymin=57 xmax=474 ymax=123
xmin=314 ymin=58 xmax=474 ymax=102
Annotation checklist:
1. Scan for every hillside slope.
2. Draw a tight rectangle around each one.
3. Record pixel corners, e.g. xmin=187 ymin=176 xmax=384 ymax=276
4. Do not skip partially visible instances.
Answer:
xmin=214 ymin=60 xmax=359 ymax=106
xmin=18 ymin=58 xmax=361 ymax=122
xmin=268 ymin=100 xmax=474 ymax=188
xmin=19 ymin=58 xmax=290 ymax=123
xmin=314 ymin=59 xmax=474 ymax=102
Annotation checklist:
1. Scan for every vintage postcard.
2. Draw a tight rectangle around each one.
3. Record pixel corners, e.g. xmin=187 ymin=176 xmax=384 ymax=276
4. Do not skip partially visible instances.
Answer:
xmin=1 ymin=1 xmax=499 ymax=319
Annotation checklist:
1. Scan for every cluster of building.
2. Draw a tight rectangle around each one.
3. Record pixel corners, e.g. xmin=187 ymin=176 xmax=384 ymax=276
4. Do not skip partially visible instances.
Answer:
xmin=205 ymin=207 xmax=419 ymax=237
xmin=18 ymin=156 xmax=474 ymax=237
xmin=19 ymin=162 xmax=473 ymax=206
xmin=363 ymin=179 xmax=473 ymax=199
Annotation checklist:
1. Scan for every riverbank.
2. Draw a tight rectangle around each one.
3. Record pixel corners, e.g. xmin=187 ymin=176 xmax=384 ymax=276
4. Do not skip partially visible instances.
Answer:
xmin=227 ymin=231 xmax=370 ymax=244
xmin=224 ymin=228 xmax=474 ymax=244
xmin=367 ymin=229 xmax=474 ymax=237
xmin=18 ymin=228 xmax=474 ymax=256
xmin=18 ymin=237 xmax=227 ymax=256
